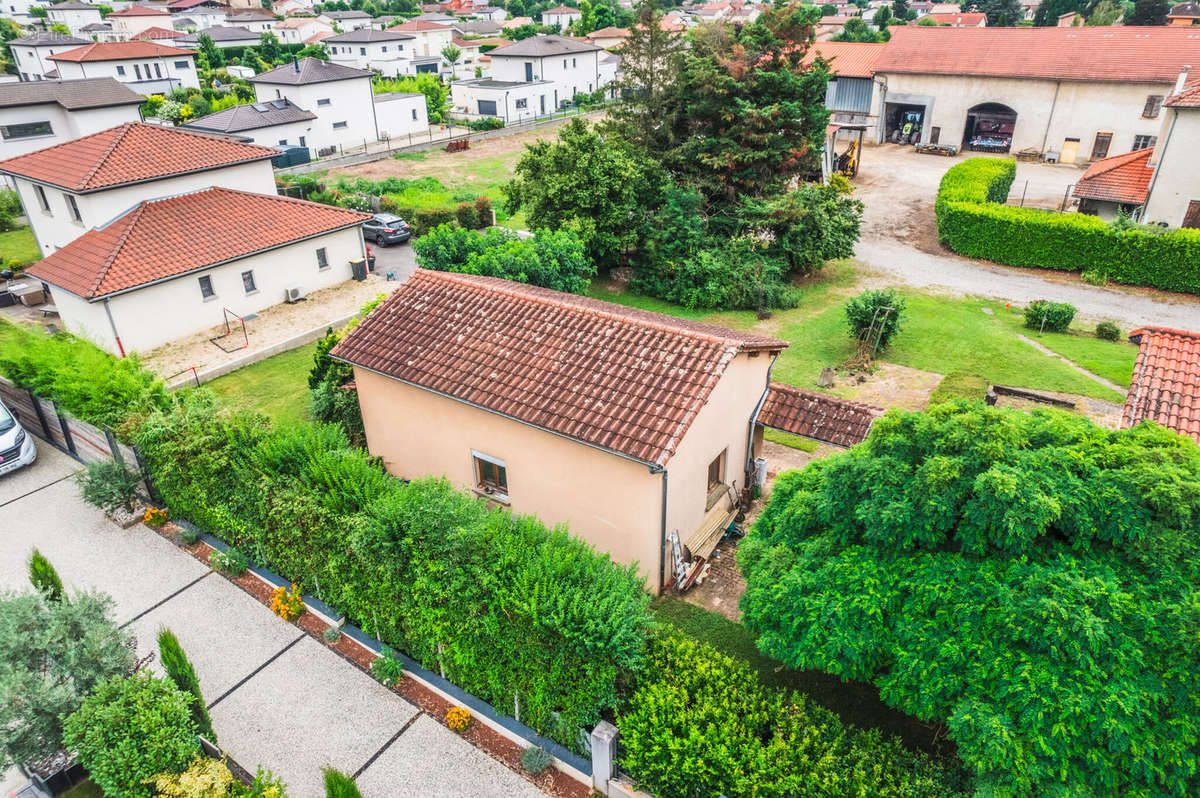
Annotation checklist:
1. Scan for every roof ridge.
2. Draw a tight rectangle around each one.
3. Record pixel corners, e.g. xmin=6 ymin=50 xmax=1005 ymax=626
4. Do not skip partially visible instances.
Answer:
xmin=1130 ymin=325 xmax=1200 ymax=339
xmin=1087 ymin=147 xmax=1152 ymax=177
xmin=78 ymin=122 xmax=133 ymax=190
xmin=415 ymin=269 xmax=784 ymax=350
xmin=86 ymin=199 xmax=148 ymax=298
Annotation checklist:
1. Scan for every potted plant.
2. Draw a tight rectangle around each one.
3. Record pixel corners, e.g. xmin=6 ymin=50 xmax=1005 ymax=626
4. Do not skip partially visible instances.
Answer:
xmin=74 ymin=461 xmax=144 ymax=527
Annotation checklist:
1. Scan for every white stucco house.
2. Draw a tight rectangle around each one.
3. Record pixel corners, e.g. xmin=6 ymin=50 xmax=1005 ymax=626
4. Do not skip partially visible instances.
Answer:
xmin=225 ymin=11 xmax=277 ymax=33
xmin=387 ymin=19 xmax=455 ymax=63
xmin=0 ymin=79 xmax=143 ymax=163
xmin=46 ymin=1 xmax=104 ymax=36
xmin=2 ymin=0 xmax=41 ymax=25
xmin=9 ymin=33 xmax=90 ymax=82
xmin=48 ymin=42 xmax=200 ymax=94
xmin=107 ymin=4 xmax=172 ymax=37
xmin=0 ymin=122 xmax=279 ymax=255
xmin=24 ymin=187 xmax=371 ymax=355
xmin=541 ymin=4 xmax=582 ymax=30
xmin=273 ymin=16 xmax=335 ymax=45
xmin=450 ymin=35 xmax=609 ymax=119
xmin=182 ymin=97 xmax=318 ymax=148
xmin=325 ymin=29 xmax=416 ymax=77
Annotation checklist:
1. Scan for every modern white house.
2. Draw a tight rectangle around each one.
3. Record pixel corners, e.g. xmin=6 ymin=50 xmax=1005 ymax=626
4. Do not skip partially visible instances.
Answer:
xmin=387 ymin=19 xmax=455 ymax=62
xmin=325 ymin=29 xmax=416 ymax=77
xmin=225 ymin=11 xmax=277 ymax=33
xmin=107 ymin=4 xmax=172 ymax=37
xmin=250 ymin=58 xmax=428 ymax=154
xmin=450 ymin=35 xmax=609 ymax=118
xmin=466 ymin=6 xmax=506 ymax=22
xmin=46 ymin=1 xmax=104 ymax=36
xmin=319 ymin=9 xmax=374 ymax=30
xmin=541 ymin=4 xmax=582 ymax=30
xmin=0 ymin=79 xmax=143 ymax=161
xmin=48 ymin=42 xmax=200 ymax=94
xmin=177 ymin=25 xmax=263 ymax=48
xmin=24 ymin=187 xmax=371 ymax=355
xmin=0 ymin=122 xmax=279 ymax=254
xmin=1 ymin=0 xmax=41 ymax=25
xmin=183 ymin=98 xmax=317 ymax=148
xmin=272 ymin=15 xmax=335 ymax=44
xmin=9 ymin=33 xmax=90 ymax=82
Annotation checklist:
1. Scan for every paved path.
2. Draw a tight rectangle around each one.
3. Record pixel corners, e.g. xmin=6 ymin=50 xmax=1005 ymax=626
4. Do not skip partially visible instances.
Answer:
xmin=0 ymin=441 xmax=549 ymax=798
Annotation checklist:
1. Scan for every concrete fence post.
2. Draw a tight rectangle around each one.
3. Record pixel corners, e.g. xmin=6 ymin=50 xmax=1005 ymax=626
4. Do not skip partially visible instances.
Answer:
xmin=590 ymin=720 xmax=618 ymax=796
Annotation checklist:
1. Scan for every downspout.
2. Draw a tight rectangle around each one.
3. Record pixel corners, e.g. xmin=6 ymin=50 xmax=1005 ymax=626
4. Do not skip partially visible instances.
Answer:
xmin=101 ymin=298 xmax=125 ymax=357
xmin=1142 ymin=111 xmax=1176 ymax=221
xmin=653 ymin=464 xmax=668 ymax=594
xmin=1039 ymin=80 xmax=1061 ymax=155
xmin=744 ymin=351 xmax=780 ymax=490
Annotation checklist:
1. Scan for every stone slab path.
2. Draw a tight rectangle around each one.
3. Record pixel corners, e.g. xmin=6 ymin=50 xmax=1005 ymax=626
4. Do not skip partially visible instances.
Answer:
xmin=0 ymin=440 xmax=549 ymax=798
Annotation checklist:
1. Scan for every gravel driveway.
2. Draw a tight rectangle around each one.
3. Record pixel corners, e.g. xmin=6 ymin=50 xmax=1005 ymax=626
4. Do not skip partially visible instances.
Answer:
xmin=852 ymin=145 xmax=1200 ymax=331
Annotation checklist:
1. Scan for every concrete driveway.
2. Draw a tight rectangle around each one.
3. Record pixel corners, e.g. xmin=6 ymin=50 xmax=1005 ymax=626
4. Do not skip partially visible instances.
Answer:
xmin=0 ymin=439 xmax=547 ymax=798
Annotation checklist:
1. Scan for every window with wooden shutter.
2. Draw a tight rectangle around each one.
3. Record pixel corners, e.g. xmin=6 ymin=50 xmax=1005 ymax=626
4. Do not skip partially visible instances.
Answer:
xmin=1142 ymin=95 xmax=1163 ymax=119
xmin=1183 ymin=200 xmax=1200 ymax=230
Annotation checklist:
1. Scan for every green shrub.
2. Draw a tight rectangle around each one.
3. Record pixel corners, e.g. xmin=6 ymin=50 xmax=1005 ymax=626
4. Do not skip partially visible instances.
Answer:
xmin=0 ymin=590 xmax=136 ymax=771
xmin=321 ymin=767 xmax=362 ymax=798
xmin=467 ymin=116 xmax=504 ymax=131
xmin=935 ymin=158 xmax=1200 ymax=295
xmin=75 ymin=461 xmax=140 ymax=514
xmin=158 ymin=628 xmax=217 ymax=744
xmin=618 ymin=634 xmax=970 ymax=798
xmin=413 ymin=224 xmax=596 ymax=294
xmin=844 ymin=288 xmax=907 ymax=353
xmin=209 ymin=547 xmax=248 ymax=576
xmin=666 ymin=237 xmax=801 ymax=311
xmin=454 ymin=201 xmax=479 ymax=230
xmin=473 ymin=195 xmax=492 ymax=225
xmin=1023 ymin=299 xmax=1076 ymax=333
xmin=27 ymin=548 xmax=64 ymax=602
xmin=520 ymin=745 xmax=553 ymax=775
xmin=370 ymin=649 xmax=405 ymax=687
xmin=63 ymin=673 xmax=199 ymax=798
xmin=1096 ymin=321 xmax=1121 ymax=341
xmin=0 ymin=188 xmax=22 ymax=217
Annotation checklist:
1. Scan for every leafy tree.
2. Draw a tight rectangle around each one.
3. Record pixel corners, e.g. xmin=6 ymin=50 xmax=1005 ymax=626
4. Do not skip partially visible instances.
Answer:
xmin=0 ymin=18 xmax=21 ymax=75
xmin=373 ymin=73 xmax=447 ymax=122
xmin=440 ymin=43 xmax=461 ymax=64
xmin=27 ymin=548 xmax=64 ymax=602
xmin=504 ymin=117 xmax=668 ymax=267
xmin=98 ymin=4 xmax=113 ymax=17
xmin=576 ymin=0 xmax=598 ymax=32
xmin=602 ymin=3 xmax=686 ymax=158
xmin=503 ymin=22 xmax=556 ymax=39
xmin=1124 ymin=0 xmax=1169 ymax=24
xmin=258 ymin=31 xmax=283 ymax=63
xmin=197 ymin=33 xmax=223 ymax=68
xmin=0 ymin=590 xmax=136 ymax=770
xmin=157 ymin=628 xmax=217 ymax=744
xmin=843 ymin=287 xmax=906 ymax=353
xmin=962 ymin=0 xmax=1023 ymax=25
xmin=49 ymin=23 xmax=71 ymax=34
xmin=413 ymin=224 xmax=596 ymax=293
xmin=667 ymin=3 xmax=832 ymax=207
xmin=29 ymin=5 xmax=46 ymax=17
xmin=1085 ymin=0 xmax=1121 ymax=23
xmin=297 ymin=42 xmax=331 ymax=60
xmin=820 ymin=2 xmax=837 ymax=13
xmin=740 ymin=403 xmax=1200 ymax=797
xmin=891 ymin=0 xmax=909 ymax=17
xmin=739 ymin=179 xmax=864 ymax=275
xmin=833 ymin=16 xmax=885 ymax=41
xmin=63 ymin=673 xmax=199 ymax=798
xmin=872 ymin=5 xmax=892 ymax=25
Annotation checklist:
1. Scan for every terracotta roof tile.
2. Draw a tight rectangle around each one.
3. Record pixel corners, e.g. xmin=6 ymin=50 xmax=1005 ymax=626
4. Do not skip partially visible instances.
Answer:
xmin=874 ymin=27 xmax=1200 ymax=83
xmin=107 ymin=4 xmax=168 ymax=15
xmin=26 ymin=187 xmax=369 ymax=299
xmin=1167 ymin=83 xmax=1200 ymax=107
xmin=389 ymin=18 xmax=453 ymax=29
xmin=1122 ymin=326 xmax=1200 ymax=444
xmin=920 ymin=11 xmax=985 ymax=23
xmin=758 ymin=382 xmax=883 ymax=447
xmin=802 ymin=42 xmax=886 ymax=78
xmin=1072 ymin=148 xmax=1154 ymax=205
xmin=332 ymin=269 xmax=787 ymax=465
xmin=134 ymin=26 xmax=188 ymax=39
xmin=0 ymin=122 xmax=278 ymax=193
xmin=48 ymin=41 xmax=195 ymax=61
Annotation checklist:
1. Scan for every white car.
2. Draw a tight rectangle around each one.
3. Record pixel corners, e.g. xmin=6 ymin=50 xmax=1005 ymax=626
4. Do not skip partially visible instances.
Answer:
xmin=0 ymin=398 xmax=37 ymax=476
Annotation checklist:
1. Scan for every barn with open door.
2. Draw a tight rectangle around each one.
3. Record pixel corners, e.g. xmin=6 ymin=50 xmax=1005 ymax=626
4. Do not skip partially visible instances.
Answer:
xmin=963 ymin=102 xmax=1017 ymax=153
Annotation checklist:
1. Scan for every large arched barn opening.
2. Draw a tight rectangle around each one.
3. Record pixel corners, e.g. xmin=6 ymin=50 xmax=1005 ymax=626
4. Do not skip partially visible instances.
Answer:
xmin=963 ymin=102 xmax=1017 ymax=153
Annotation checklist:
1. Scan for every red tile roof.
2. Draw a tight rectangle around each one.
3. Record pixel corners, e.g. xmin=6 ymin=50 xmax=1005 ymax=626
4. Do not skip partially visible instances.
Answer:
xmin=331 ymin=269 xmax=788 ymax=465
xmin=543 ymin=5 xmax=581 ymax=13
xmin=920 ymin=11 xmax=985 ymax=24
xmin=1167 ymin=83 xmax=1200 ymax=107
xmin=874 ymin=26 xmax=1200 ymax=83
xmin=106 ymin=4 xmax=168 ymax=15
xmin=1123 ymin=326 xmax=1200 ymax=444
xmin=0 ymin=122 xmax=278 ymax=193
xmin=389 ymin=18 xmax=451 ymax=29
xmin=803 ymin=42 xmax=886 ymax=77
xmin=26 ymin=188 xmax=369 ymax=299
xmin=1072 ymin=148 xmax=1154 ymax=205
xmin=48 ymin=41 xmax=195 ymax=61
xmin=758 ymin=383 xmax=883 ymax=447
xmin=133 ymin=26 xmax=187 ymax=39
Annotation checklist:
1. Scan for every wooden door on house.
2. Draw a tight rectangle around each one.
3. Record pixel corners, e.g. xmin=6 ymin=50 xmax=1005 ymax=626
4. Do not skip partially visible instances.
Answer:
xmin=1060 ymin=137 xmax=1080 ymax=165
xmin=1184 ymin=200 xmax=1200 ymax=229
xmin=1091 ymin=132 xmax=1112 ymax=160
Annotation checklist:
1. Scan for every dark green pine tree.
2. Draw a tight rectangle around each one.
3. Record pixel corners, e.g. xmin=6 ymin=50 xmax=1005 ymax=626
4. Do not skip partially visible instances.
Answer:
xmin=28 ymin=548 xmax=64 ymax=602
xmin=1125 ymin=0 xmax=1170 ymax=25
xmin=158 ymin=628 xmax=218 ymax=744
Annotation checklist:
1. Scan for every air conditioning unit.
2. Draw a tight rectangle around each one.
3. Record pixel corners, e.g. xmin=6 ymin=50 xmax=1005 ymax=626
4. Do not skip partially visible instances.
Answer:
xmin=284 ymin=285 xmax=305 ymax=303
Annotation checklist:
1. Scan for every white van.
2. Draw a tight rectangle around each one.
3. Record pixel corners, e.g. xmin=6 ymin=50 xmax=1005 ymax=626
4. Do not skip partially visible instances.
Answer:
xmin=0 ymin=398 xmax=37 ymax=476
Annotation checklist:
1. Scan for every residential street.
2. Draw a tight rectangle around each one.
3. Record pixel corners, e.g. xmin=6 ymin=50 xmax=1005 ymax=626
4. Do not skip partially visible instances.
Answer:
xmin=0 ymin=441 xmax=549 ymax=798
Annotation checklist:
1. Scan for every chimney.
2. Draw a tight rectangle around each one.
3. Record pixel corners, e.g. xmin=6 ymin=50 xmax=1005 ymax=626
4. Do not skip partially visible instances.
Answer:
xmin=293 ymin=56 xmax=300 ymax=72
xmin=1176 ymin=65 xmax=1191 ymax=95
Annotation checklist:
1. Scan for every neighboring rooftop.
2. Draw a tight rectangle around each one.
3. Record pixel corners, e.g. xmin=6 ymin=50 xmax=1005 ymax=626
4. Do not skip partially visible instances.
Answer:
xmin=182 ymin=98 xmax=317 ymax=133
xmin=1168 ymin=1 xmax=1200 ymax=17
xmin=1072 ymin=148 xmax=1154 ymax=205
xmin=1167 ymin=82 xmax=1200 ymax=106
xmin=227 ymin=10 xmax=276 ymax=21
xmin=873 ymin=27 xmax=1200 ymax=84
xmin=1122 ymin=326 xmax=1200 ymax=444
xmin=802 ymin=41 xmax=886 ymax=77
xmin=389 ymin=18 xmax=454 ymax=29
xmin=490 ymin=33 xmax=602 ymax=56
xmin=0 ymin=122 xmax=278 ymax=193
xmin=178 ymin=25 xmax=258 ymax=42
xmin=587 ymin=26 xmax=630 ymax=37
xmin=134 ymin=26 xmax=187 ymax=39
xmin=107 ymin=4 xmax=168 ymax=15
xmin=920 ymin=10 xmax=986 ymax=23
xmin=322 ymin=9 xmax=372 ymax=18
xmin=0 ymin=78 xmax=143 ymax=111
xmin=324 ymin=28 xmax=415 ymax=42
xmin=48 ymin=41 xmax=196 ymax=62
xmin=331 ymin=269 xmax=787 ymax=466
xmin=11 ymin=32 xmax=88 ymax=46
xmin=27 ymin=187 xmax=370 ymax=300
xmin=758 ymin=383 xmax=883 ymax=448
xmin=47 ymin=1 xmax=98 ymax=10
xmin=250 ymin=57 xmax=372 ymax=84
xmin=543 ymin=5 xmax=581 ymax=13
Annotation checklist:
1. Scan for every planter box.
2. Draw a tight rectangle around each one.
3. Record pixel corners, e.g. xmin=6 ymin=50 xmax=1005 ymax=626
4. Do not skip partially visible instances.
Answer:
xmin=110 ymin=504 xmax=145 ymax=529
xmin=29 ymin=760 xmax=87 ymax=796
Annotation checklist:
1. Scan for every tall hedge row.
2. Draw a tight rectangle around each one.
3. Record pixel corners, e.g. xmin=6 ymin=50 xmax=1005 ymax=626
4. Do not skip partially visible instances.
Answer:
xmin=934 ymin=158 xmax=1200 ymax=295
xmin=132 ymin=394 xmax=651 ymax=750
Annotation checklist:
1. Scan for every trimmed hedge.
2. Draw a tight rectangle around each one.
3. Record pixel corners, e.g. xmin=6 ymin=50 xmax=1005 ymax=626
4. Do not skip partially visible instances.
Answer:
xmin=935 ymin=158 xmax=1200 ymax=295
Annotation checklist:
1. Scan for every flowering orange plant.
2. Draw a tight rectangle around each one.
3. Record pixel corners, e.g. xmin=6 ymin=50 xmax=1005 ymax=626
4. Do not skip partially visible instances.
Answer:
xmin=143 ymin=507 xmax=168 ymax=527
xmin=270 ymin=583 xmax=305 ymax=621
xmin=445 ymin=706 xmax=471 ymax=732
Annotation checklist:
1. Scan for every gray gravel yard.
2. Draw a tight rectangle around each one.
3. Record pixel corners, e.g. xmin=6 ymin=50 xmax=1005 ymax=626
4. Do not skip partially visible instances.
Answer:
xmin=0 ymin=439 xmax=550 ymax=798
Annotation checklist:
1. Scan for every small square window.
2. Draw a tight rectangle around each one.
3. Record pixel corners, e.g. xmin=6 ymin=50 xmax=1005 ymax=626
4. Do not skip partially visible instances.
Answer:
xmin=34 ymin=184 xmax=50 ymax=213
xmin=116 ymin=65 xmax=126 ymax=75
xmin=65 ymin=194 xmax=81 ymax=223
xmin=316 ymin=247 xmax=329 ymax=270
xmin=473 ymin=452 xmax=508 ymax=497
xmin=332 ymin=120 xmax=348 ymax=129
xmin=174 ymin=59 xmax=188 ymax=68
xmin=515 ymin=98 xmax=527 ymax=109
xmin=241 ymin=270 xmax=257 ymax=293
xmin=198 ymin=275 xmax=214 ymax=298
xmin=360 ymin=46 xmax=367 ymax=55
xmin=1133 ymin=134 xmax=1157 ymax=151
xmin=317 ymin=97 xmax=331 ymax=106
xmin=707 ymin=451 xmax=725 ymax=490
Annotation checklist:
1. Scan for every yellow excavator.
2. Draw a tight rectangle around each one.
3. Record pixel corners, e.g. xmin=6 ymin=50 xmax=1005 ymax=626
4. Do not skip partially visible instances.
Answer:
xmin=837 ymin=140 xmax=859 ymax=178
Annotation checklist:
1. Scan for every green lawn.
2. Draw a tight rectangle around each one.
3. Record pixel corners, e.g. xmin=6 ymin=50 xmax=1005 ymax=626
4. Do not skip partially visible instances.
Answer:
xmin=202 ymin=341 xmax=317 ymax=426
xmin=651 ymin=597 xmax=951 ymax=756
xmin=0 ymin=227 xmax=41 ymax=265
xmin=60 ymin=781 xmax=105 ymax=798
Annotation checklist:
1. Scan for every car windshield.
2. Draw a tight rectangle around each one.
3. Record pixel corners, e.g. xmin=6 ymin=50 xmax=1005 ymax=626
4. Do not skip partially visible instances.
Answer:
xmin=0 ymin=402 xmax=13 ymax=433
